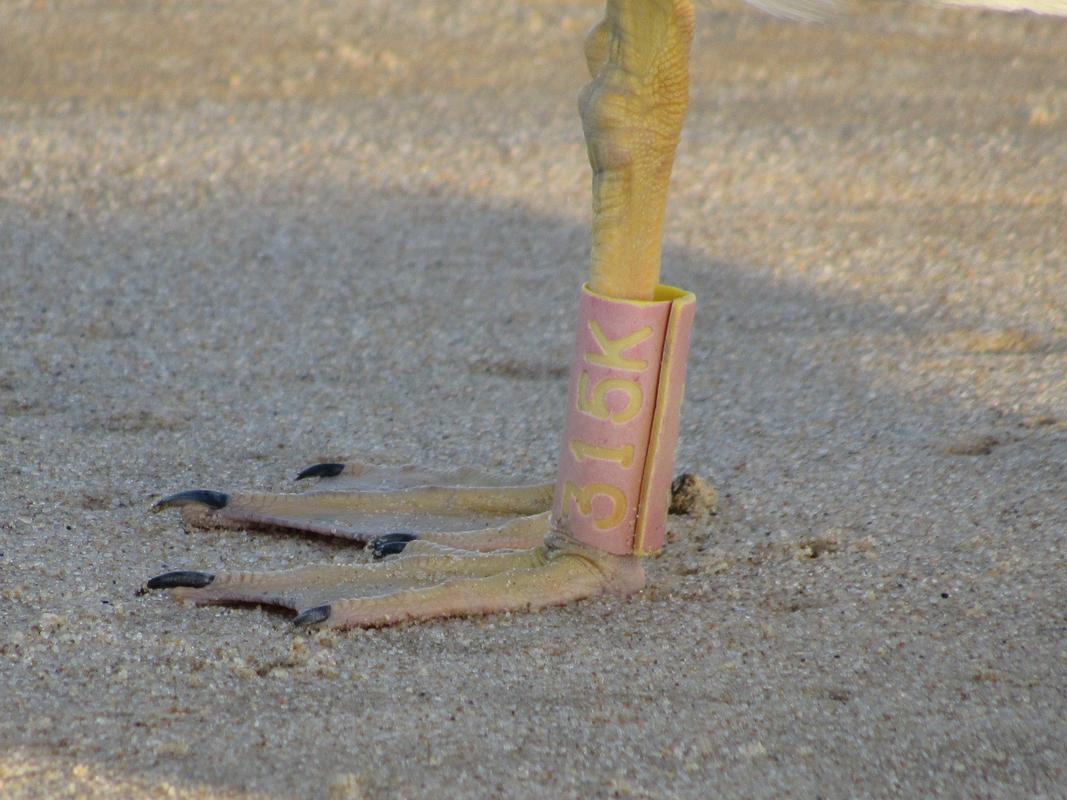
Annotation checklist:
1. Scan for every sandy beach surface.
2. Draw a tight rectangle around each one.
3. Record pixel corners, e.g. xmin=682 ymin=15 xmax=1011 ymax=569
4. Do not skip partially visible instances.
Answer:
xmin=2 ymin=1 xmax=1065 ymax=797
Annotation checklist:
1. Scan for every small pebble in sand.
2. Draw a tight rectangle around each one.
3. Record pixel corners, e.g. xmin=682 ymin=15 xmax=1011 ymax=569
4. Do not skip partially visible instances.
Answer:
xmin=944 ymin=433 xmax=1000 ymax=456
xmin=669 ymin=473 xmax=717 ymax=516
xmin=328 ymin=772 xmax=368 ymax=800
xmin=1028 ymin=104 xmax=1055 ymax=126
xmin=959 ymin=329 xmax=1043 ymax=355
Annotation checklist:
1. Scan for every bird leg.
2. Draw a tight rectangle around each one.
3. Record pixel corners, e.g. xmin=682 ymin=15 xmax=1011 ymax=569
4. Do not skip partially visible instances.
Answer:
xmin=146 ymin=0 xmax=695 ymax=628
xmin=582 ymin=0 xmax=695 ymax=300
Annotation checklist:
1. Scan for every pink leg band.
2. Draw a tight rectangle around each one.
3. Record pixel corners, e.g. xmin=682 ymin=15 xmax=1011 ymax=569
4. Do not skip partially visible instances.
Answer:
xmin=552 ymin=283 xmax=697 ymax=556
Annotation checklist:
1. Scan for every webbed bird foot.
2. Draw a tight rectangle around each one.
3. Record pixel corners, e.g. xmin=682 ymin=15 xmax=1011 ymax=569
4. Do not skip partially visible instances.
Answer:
xmin=151 ymin=460 xmax=553 ymax=550
xmin=147 ymin=461 xmax=644 ymax=628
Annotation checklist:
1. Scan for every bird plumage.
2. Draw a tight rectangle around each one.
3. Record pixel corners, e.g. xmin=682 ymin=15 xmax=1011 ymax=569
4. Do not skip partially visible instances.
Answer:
xmin=731 ymin=0 xmax=1067 ymax=21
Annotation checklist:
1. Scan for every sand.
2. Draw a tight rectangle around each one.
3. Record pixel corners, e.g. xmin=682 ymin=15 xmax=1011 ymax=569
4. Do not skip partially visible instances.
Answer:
xmin=1 ymin=1 xmax=1064 ymax=798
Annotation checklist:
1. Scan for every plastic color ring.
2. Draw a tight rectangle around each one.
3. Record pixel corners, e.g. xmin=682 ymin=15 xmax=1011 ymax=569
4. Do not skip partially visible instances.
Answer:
xmin=552 ymin=283 xmax=696 ymax=555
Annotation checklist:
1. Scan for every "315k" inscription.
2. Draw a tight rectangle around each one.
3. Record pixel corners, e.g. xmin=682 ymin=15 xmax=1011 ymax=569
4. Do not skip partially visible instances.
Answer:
xmin=561 ymin=320 xmax=655 ymax=531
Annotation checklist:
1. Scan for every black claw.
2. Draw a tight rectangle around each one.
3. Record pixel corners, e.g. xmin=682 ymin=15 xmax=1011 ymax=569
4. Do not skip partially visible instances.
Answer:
xmin=151 ymin=489 xmax=229 ymax=513
xmin=295 ymin=462 xmax=346 ymax=481
xmin=369 ymin=532 xmax=418 ymax=560
xmin=293 ymin=605 xmax=331 ymax=627
xmin=146 ymin=570 xmax=216 ymax=590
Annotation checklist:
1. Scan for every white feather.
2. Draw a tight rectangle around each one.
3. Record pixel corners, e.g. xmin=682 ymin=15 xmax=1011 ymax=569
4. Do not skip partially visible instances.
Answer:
xmin=725 ymin=0 xmax=1067 ymax=20
xmin=932 ymin=0 xmax=1067 ymax=12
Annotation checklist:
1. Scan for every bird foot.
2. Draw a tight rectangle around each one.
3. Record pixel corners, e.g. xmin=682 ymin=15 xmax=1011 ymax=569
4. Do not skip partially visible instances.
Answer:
xmin=152 ymin=460 xmax=554 ymax=551
xmin=147 ymin=461 xmax=643 ymax=628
